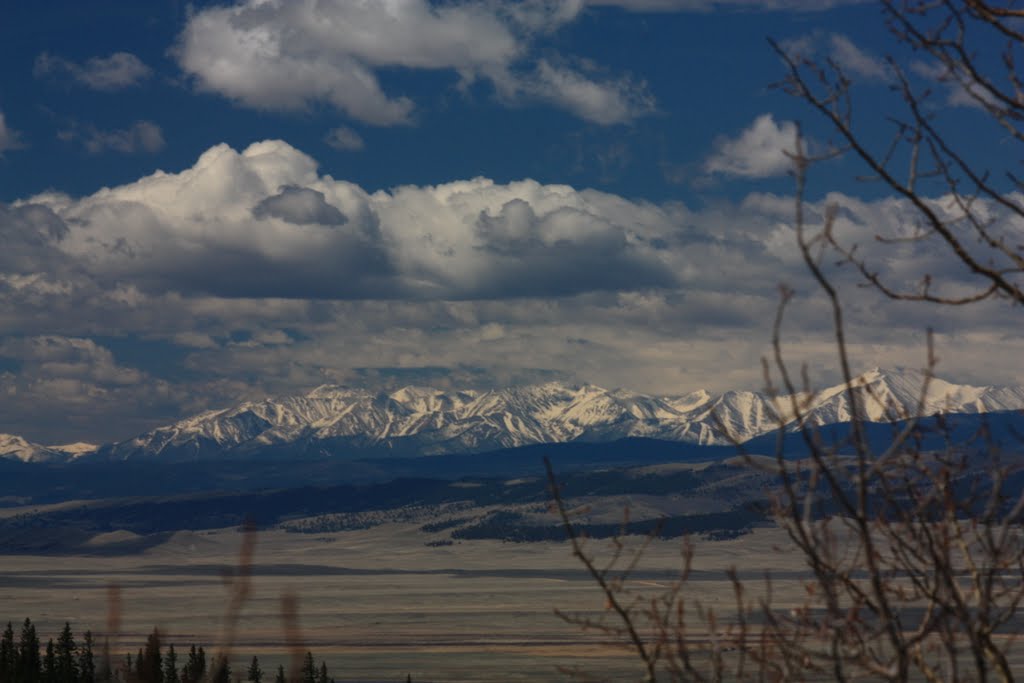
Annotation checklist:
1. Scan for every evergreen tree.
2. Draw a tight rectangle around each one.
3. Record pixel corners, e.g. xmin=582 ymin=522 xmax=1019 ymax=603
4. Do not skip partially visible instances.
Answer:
xmin=182 ymin=646 xmax=204 ymax=683
xmin=180 ymin=648 xmax=193 ymax=683
xmin=123 ymin=654 xmax=132 ymax=676
xmin=77 ymin=632 xmax=95 ymax=683
xmin=208 ymin=658 xmax=228 ymax=683
xmin=93 ymin=636 xmax=110 ymax=683
xmin=135 ymin=650 xmax=143 ymax=682
xmin=299 ymin=654 xmax=314 ymax=683
xmin=17 ymin=619 xmax=41 ymax=683
xmin=54 ymin=624 xmax=75 ymax=683
xmin=244 ymin=658 xmax=259 ymax=683
xmin=139 ymin=630 xmax=161 ymax=683
xmin=272 ymin=667 xmax=283 ymax=683
xmin=0 ymin=622 xmax=15 ymax=683
xmin=42 ymin=641 xmax=55 ymax=683
xmin=314 ymin=663 xmax=327 ymax=683
xmin=162 ymin=646 xmax=177 ymax=683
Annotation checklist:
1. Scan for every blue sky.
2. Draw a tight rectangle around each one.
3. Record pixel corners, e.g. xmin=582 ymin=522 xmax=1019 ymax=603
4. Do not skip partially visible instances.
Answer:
xmin=1 ymin=0 xmax=891 ymax=204
xmin=0 ymin=0 xmax=1016 ymax=443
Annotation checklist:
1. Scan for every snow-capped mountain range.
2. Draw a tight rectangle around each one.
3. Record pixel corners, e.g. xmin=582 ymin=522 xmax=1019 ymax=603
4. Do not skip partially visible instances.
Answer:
xmin=4 ymin=368 xmax=1024 ymax=463
xmin=0 ymin=435 xmax=97 ymax=463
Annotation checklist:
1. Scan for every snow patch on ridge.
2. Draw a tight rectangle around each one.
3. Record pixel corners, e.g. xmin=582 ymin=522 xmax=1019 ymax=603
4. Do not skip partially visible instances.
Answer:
xmin=95 ymin=369 xmax=1024 ymax=461
xmin=7 ymin=369 xmax=1023 ymax=463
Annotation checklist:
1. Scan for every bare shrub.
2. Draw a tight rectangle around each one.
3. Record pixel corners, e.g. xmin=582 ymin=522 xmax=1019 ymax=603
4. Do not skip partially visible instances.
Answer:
xmin=550 ymin=3 xmax=1024 ymax=681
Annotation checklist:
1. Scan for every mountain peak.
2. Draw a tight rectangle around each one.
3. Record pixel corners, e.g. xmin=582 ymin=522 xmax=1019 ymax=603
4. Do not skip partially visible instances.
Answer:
xmin=48 ymin=442 xmax=98 ymax=458
xmin=305 ymin=384 xmax=370 ymax=399
xmin=853 ymin=366 xmax=923 ymax=382
xmin=11 ymin=371 xmax=1024 ymax=464
xmin=0 ymin=434 xmax=67 ymax=463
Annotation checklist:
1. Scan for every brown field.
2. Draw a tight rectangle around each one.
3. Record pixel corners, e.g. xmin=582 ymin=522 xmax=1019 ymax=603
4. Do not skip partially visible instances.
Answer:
xmin=0 ymin=521 xmax=811 ymax=682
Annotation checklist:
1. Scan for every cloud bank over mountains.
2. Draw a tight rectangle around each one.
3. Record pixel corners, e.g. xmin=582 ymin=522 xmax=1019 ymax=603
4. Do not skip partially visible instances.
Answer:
xmin=3 ymin=0 xmax=1018 ymax=451
xmin=19 ymin=140 xmax=676 ymax=300
xmin=1 ymin=139 xmax=1021 ymax=442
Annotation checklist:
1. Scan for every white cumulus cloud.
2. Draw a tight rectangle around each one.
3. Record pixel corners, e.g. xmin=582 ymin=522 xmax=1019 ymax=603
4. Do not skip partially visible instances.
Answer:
xmin=174 ymin=0 xmax=651 ymax=125
xmin=325 ymin=126 xmax=365 ymax=151
xmin=60 ymin=121 xmax=165 ymax=155
xmin=3 ymin=139 xmax=1024 ymax=440
xmin=0 ymin=111 xmax=25 ymax=156
xmin=493 ymin=59 xmax=656 ymax=125
xmin=779 ymin=32 xmax=888 ymax=82
xmin=828 ymin=34 xmax=888 ymax=81
xmin=16 ymin=140 xmax=676 ymax=300
xmin=704 ymin=114 xmax=798 ymax=178
xmin=34 ymin=52 xmax=152 ymax=91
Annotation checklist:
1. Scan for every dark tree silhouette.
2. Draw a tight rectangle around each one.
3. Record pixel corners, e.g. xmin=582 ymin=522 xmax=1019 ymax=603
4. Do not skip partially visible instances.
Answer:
xmin=17 ymin=619 xmax=41 ymax=683
xmin=161 ymin=645 xmax=177 ymax=683
xmin=77 ymin=632 xmax=95 ymax=683
xmin=41 ymin=641 xmax=54 ymax=683
xmin=181 ymin=646 xmax=204 ymax=683
xmin=139 ymin=630 xmax=161 ymax=683
xmin=54 ymin=624 xmax=75 ymax=683
xmin=299 ymin=653 xmax=314 ymax=683
xmin=208 ymin=657 xmax=229 ymax=683
xmin=0 ymin=623 xmax=15 ymax=683
xmin=244 ymin=657 xmax=260 ymax=683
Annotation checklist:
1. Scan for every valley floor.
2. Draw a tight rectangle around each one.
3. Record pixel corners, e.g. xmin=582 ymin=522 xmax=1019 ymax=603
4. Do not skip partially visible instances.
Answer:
xmin=0 ymin=523 xmax=805 ymax=682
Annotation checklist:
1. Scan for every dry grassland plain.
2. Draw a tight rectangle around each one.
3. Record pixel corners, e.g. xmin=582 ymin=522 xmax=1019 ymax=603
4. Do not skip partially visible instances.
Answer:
xmin=0 ymin=522 xmax=813 ymax=682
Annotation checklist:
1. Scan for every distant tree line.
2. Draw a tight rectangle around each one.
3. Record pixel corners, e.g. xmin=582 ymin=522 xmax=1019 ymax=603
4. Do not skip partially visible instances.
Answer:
xmin=446 ymin=508 xmax=764 ymax=543
xmin=0 ymin=620 xmax=415 ymax=683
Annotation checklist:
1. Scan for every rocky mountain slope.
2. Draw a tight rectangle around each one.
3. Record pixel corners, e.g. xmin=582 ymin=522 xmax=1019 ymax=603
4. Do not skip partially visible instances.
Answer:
xmin=0 ymin=435 xmax=96 ymax=463
xmin=89 ymin=367 xmax=1024 ymax=462
xmin=5 ymin=368 xmax=1022 ymax=463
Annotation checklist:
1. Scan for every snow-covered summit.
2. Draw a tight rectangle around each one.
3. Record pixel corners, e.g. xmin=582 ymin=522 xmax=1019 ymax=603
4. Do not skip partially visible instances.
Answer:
xmin=0 ymin=434 xmax=67 ymax=463
xmin=792 ymin=367 xmax=1024 ymax=427
xmin=93 ymin=369 xmax=1024 ymax=462
xmin=6 ymin=369 xmax=1023 ymax=463
xmin=48 ymin=442 xmax=99 ymax=458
